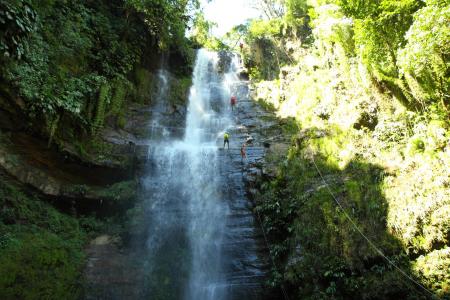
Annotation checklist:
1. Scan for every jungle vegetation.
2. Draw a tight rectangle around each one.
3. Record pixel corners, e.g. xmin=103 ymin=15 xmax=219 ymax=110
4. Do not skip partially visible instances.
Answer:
xmin=234 ymin=0 xmax=450 ymax=299
xmin=0 ymin=0 xmax=197 ymax=142
xmin=0 ymin=0 xmax=198 ymax=298
xmin=0 ymin=0 xmax=448 ymax=299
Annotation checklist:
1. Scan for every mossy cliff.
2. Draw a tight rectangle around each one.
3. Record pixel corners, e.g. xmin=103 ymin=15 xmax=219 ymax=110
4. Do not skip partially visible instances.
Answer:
xmin=0 ymin=0 xmax=194 ymax=298
xmin=240 ymin=1 xmax=449 ymax=299
xmin=0 ymin=0 xmax=193 ymax=165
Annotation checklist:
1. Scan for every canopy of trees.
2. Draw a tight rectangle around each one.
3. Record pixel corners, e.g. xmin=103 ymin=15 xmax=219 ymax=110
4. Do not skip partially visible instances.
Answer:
xmin=242 ymin=0 xmax=449 ymax=115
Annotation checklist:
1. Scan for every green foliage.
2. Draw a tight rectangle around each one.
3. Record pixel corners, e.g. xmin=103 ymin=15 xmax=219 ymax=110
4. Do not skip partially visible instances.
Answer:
xmin=249 ymin=19 xmax=283 ymax=39
xmin=97 ymin=181 xmax=137 ymax=204
xmin=124 ymin=0 xmax=198 ymax=52
xmin=352 ymin=1 xmax=419 ymax=79
xmin=245 ymin=0 xmax=449 ymax=298
xmin=0 ymin=180 xmax=86 ymax=299
xmin=0 ymin=230 xmax=83 ymax=300
xmin=134 ymin=67 xmax=154 ymax=104
xmin=406 ymin=136 xmax=425 ymax=155
xmin=398 ymin=1 xmax=450 ymax=111
xmin=189 ymin=12 xmax=227 ymax=50
xmin=243 ymin=19 xmax=286 ymax=81
xmin=285 ymin=0 xmax=309 ymax=25
xmin=426 ymin=120 xmax=448 ymax=151
xmin=111 ymin=79 xmax=128 ymax=114
xmin=240 ymin=1 xmax=312 ymax=79
xmin=339 ymin=0 xmax=447 ymax=111
xmin=246 ymin=0 xmax=447 ymax=112
xmin=280 ymin=117 xmax=300 ymax=135
xmin=2 ymin=1 xmax=122 ymax=129
xmin=255 ymin=128 xmax=432 ymax=299
xmin=5 ymin=34 xmax=103 ymax=117
xmin=311 ymin=4 xmax=355 ymax=57
xmin=257 ymin=98 xmax=277 ymax=112
xmin=0 ymin=0 xmax=37 ymax=59
xmin=241 ymin=1 xmax=312 ymax=81
xmin=280 ymin=0 xmax=312 ymax=44
xmin=0 ymin=175 xmax=134 ymax=299
xmin=108 ymin=78 xmax=131 ymax=129
xmin=415 ymin=248 xmax=450 ymax=298
xmin=168 ymin=75 xmax=192 ymax=105
xmin=1 ymin=0 xmax=196 ymax=141
xmin=93 ymin=82 xmax=111 ymax=133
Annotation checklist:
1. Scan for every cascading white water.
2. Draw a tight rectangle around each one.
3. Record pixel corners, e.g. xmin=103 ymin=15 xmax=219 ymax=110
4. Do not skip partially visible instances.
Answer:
xmin=142 ymin=49 xmax=240 ymax=300
xmin=148 ymin=69 xmax=171 ymax=141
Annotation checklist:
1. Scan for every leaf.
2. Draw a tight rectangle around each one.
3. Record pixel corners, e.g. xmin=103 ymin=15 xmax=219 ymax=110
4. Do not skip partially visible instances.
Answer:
xmin=16 ymin=20 xmax=25 ymax=31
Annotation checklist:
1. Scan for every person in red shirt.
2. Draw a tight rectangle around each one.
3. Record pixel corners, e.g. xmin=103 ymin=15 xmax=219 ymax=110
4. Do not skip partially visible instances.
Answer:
xmin=230 ymin=96 xmax=237 ymax=111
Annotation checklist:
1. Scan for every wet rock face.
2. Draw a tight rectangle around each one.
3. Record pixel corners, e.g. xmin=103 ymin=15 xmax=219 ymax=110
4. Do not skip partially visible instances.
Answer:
xmin=0 ymin=71 xmax=187 ymax=207
xmin=83 ymin=53 xmax=283 ymax=300
xmin=0 ymin=130 xmax=139 ymax=207
xmin=218 ymin=51 xmax=234 ymax=73
xmin=238 ymin=69 xmax=250 ymax=81
xmin=231 ymin=83 xmax=291 ymax=300
xmin=84 ymin=235 xmax=146 ymax=300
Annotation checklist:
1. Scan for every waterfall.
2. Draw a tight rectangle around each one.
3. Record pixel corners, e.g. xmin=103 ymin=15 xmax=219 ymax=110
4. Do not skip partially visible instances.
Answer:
xmin=142 ymin=49 xmax=240 ymax=300
xmin=148 ymin=69 xmax=171 ymax=141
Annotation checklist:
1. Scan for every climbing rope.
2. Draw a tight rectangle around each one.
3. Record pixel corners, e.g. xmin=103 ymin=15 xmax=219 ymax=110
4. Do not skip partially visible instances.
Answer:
xmin=310 ymin=155 xmax=437 ymax=299
xmin=254 ymin=207 xmax=291 ymax=300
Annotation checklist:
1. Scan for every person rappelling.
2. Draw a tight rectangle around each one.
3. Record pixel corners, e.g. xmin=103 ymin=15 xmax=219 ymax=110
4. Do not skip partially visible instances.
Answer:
xmin=223 ymin=132 xmax=230 ymax=149
xmin=240 ymin=142 xmax=247 ymax=162
xmin=230 ymin=96 xmax=237 ymax=111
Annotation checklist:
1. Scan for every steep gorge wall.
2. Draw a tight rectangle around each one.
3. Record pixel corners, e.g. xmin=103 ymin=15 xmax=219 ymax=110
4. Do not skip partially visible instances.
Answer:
xmin=0 ymin=0 xmax=194 ymax=198
xmin=243 ymin=1 xmax=450 ymax=299
xmin=0 ymin=1 xmax=193 ymax=298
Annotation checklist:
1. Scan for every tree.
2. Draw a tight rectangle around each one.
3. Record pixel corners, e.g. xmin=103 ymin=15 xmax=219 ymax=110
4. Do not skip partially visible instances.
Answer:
xmin=251 ymin=0 xmax=286 ymax=19
xmin=398 ymin=0 xmax=450 ymax=111
xmin=190 ymin=12 xmax=216 ymax=47
xmin=124 ymin=0 xmax=198 ymax=50
xmin=348 ymin=0 xmax=424 ymax=107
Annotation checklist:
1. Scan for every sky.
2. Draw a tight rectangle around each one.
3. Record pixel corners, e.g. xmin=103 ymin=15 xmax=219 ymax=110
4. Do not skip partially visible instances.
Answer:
xmin=201 ymin=0 xmax=261 ymax=37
